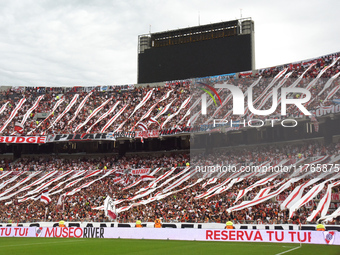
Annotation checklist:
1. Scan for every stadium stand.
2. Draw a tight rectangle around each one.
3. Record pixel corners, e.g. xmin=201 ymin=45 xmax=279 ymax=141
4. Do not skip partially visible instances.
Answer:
xmin=0 ymin=140 xmax=339 ymax=225
xmin=1 ymin=51 xmax=340 ymax=227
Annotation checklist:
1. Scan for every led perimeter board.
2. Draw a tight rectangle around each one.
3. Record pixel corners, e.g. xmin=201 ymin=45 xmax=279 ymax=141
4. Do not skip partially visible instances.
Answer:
xmin=138 ymin=18 xmax=255 ymax=83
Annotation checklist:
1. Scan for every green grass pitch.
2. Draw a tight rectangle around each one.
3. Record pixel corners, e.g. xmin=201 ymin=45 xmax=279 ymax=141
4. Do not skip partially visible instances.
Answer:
xmin=0 ymin=237 xmax=339 ymax=255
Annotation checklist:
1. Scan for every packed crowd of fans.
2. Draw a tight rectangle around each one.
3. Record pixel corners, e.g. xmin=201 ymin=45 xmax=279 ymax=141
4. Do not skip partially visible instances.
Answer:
xmin=0 ymin=81 xmax=190 ymax=135
xmin=0 ymin=52 xmax=339 ymax=135
xmin=1 ymin=52 xmax=340 ymax=227
xmin=192 ymin=52 xmax=340 ymax=126
xmin=117 ymin=177 xmax=339 ymax=225
xmin=1 ymin=153 xmax=189 ymax=172
xmin=0 ymin=140 xmax=339 ymax=225
xmin=192 ymin=140 xmax=340 ymax=168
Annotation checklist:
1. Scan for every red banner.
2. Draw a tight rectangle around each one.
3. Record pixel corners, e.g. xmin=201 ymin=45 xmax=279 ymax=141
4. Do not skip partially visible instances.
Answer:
xmin=131 ymin=168 xmax=150 ymax=175
xmin=331 ymin=193 xmax=340 ymax=201
xmin=135 ymin=130 xmax=159 ymax=138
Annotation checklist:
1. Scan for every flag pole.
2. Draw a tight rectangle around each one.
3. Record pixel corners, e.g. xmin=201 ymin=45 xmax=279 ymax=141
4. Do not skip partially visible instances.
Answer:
xmin=44 ymin=207 xmax=48 ymax=222
xmin=299 ymin=218 xmax=302 ymax=248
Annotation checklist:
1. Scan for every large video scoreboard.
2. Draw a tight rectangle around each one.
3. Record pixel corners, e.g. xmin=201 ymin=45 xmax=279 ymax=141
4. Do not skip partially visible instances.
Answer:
xmin=138 ymin=18 xmax=255 ymax=83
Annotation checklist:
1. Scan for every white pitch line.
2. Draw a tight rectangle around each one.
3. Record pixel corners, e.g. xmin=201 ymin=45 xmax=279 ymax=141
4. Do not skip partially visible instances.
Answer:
xmin=275 ymin=246 xmax=301 ymax=255
xmin=0 ymin=239 xmax=84 ymax=248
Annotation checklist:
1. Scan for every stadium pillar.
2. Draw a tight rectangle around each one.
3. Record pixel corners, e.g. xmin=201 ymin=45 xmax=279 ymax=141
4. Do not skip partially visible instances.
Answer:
xmin=13 ymin=144 xmax=22 ymax=160
xmin=323 ymin=118 xmax=335 ymax=144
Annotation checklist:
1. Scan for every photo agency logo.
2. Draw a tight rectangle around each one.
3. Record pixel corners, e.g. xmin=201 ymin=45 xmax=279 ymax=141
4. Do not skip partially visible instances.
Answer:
xmin=198 ymin=82 xmax=223 ymax=109
xmin=199 ymin=80 xmax=312 ymax=128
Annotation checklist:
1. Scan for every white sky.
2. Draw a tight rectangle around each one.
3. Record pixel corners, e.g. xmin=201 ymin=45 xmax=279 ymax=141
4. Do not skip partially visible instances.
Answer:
xmin=0 ymin=0 xmax=339 ymax=86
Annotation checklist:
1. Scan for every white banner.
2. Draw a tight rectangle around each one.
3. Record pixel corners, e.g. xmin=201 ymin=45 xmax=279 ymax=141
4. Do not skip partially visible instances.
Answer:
xmin=161 ymin=96 xmax=191 ymax=129
xmin=68 ymin=92 xmax=93 ymax=125
xmin=0 ymin=98 xmax=26 ymax=133
xmin=8 ymin=227 xmax=336 ymax=245
xmin=129 ymin=89 xmax=154 ymax=118
xmin=0 ymin=171 xmax=12 ymax=181
xmin=0 ymin=171 xmax=25 ymax=189
xmin=0 ymin=171 xmax=41 ymax=198
xmin=131 ymin=90 xmax=173 ymax=131
xmin=0 ymin=136 xmax=46 ymax=144
xmin=21 ymin=95 xmax=44 ymax=125
xmin=28 ymin=98 xmax=65 ymax=135
xmin=48 ymin=94 xmax=79 ymax=130
xmin=154 ymin=99 xmax=176 ymax=120
xmin=0 ymin=102 xmax=9 ymax=115
xmin=74 ymin=97 xmax=112 ymax=132
xmin=101 ymin=105 xmax=128 ymax=133
xmin=0 ymin=227 xmax=36 ymax=237
xmin=86 ymin=101 xmax=120 ymax=133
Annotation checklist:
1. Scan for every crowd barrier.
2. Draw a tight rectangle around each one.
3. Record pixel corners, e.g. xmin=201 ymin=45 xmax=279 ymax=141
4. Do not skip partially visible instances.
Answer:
xmin=0 ymin=227 xmax=339 ymax=245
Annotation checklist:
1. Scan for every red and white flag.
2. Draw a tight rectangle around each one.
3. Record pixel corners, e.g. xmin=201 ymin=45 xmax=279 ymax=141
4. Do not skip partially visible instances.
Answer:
xmin=139 ymin=90 xmax=173 ymax=123
xmin=74 ymin=97 xmax=112 ymax=132
xmin=154 ymin=99 xmax=176 ymax=120
xmin=138 ymin=122 xmax=147 ymax=143
xmin=120 ymin=169 xmax=160 ymax=193
xmin=161 ymin=96 xmax=191 ymax=129
xmin=32 ymin=189 xmax=51 ymax=205
xmin=21 ymin=95 xmax=44 ymax=125
xmin=86 ymin=101 xmax=120 ymax=133
xmin=138 ymin=122 xmax=148 ymax=131
xmin=0 ymin=171 xmax=12 ymax=181
xmin=48 ymin=94 xmax=79 ymax=130
xmin=104 ymin=196 xmax=117 ymax=219
xmin=0 ymin=171 xmax=42 ymax=199
xmin=157 ymin=167 xmax=191 ymax=189
xmin=101 ymin=105 xmax=128 ymax=133
xmin=148 ymin=117 xmax=159 ymax=125
xmin=130 ymin=90 xmax=173 ymax=131
xmin=289 ymin=181 xmax=326 ymax=218
xmin=129 ymin=89 xmax=154 ymax=118
xmin=0 ymin=98 xmax=26 ymax=133
xmin=307 ymin=180 xmax=340 ymax=222
xmin=280 ymin=175 xmax=325 ymax=210
xmin=0 ymin=102 xmax=9 ymax=115
xmin=195 ymin=178 xmax=233 ymax=199
xmin=306 ymin=57 xmax=340 ymax=91
xmin=0 ymin=171 xmax=25 ymax=189
xmin=116 ymin=204 xmax=133 ymax=214
xmin=62 ymin=169 xmax=115 ymax=197
xmin=318 ymin=72 xmax=340 ymax=96
xmin=325 ymin=84 xmax=340 ymax=102
xmin=162 ymin=171 xmax=192 ymax=192
xmin=14 ymin=122 xmax=24 ymax=134
xmin=140 ymin=175 xmax=156 ymax=181
xmin=24 ymin=170 xmax=74 ymax=197
xmin=137 ymin=168 xmax=176 ymax=193
xmin=114 ymin=119 xmax=127 ymax=133
xmin=68 ymin=92 xmax=93 ymax=125
xmin=227 ymin=180 xmax=294 ymax=213
xmin=122 ymin=179 xmax=142 ymax=191
xmin=40 ymin=191 xmax=51 ymax=205
xmin=19 ymin=171 xmax=58 ymax=193
xmin=28 ymin=97 xmax=65 ymax=135
xmin=243 ymin=68 xmax=287 ymax=116
xmin=49 ymin=170 xmax=86 ymax=194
